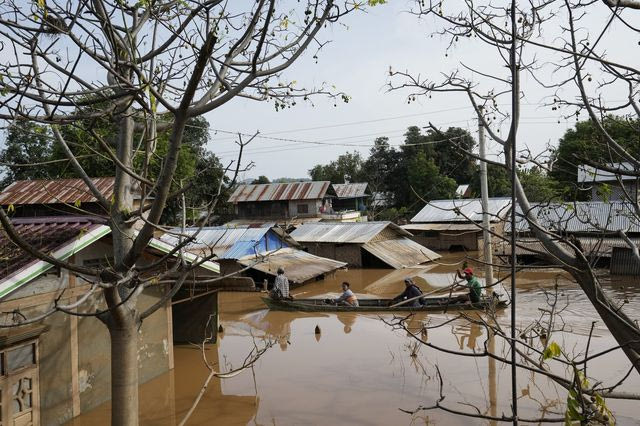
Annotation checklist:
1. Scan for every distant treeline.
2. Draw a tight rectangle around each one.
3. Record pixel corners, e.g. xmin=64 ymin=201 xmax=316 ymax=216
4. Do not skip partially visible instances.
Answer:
xmin=307 ymin=116 xmax=640 ymax=219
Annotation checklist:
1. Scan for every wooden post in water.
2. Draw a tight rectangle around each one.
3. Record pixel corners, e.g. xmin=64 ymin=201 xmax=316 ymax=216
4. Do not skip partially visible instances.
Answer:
xmin=478 ymin=108 xmax=494 ymax=288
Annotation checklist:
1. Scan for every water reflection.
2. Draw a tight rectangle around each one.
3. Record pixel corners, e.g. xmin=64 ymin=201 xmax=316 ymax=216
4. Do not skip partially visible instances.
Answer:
xmin=70 ymin=253 xmax=640 ymax=425
xmin=336 ymin=313 xmax=356 ymax=334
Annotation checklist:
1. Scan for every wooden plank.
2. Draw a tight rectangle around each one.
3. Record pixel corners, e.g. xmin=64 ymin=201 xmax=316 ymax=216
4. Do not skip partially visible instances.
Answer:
xmin=68 ymin=268 xmax=81 ymax=418
xmin=166 ymin=285 xmax=174 ymax=370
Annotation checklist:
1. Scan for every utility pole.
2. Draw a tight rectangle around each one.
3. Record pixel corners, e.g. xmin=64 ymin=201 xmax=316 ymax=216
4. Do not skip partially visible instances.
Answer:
xmin=478 ymin=108 xmax=494 ymax=289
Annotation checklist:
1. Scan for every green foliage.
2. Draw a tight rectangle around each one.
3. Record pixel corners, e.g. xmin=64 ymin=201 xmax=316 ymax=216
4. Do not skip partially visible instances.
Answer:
xmin=470 ymin=164 xmax=511 ymax=197
xmin=308 ymin=151 xmax=365 ymax=183
xmin=308 ymin=126 xmax=476 ymax=216
xmin=0 ymin=116 xmax=227 ymax=225
xmin=550 ymin=116 xmax=640 ymax=200
xmin=0 ymin=122 xmax=56 ymax=187
xmin=470 ymin=165 xmax=560 ymax=202
xmin=542 ymin=341 xmax=562 ymax=360
xmin=519 ymin=167 xmax=559 ymax=202
xmin=251 ymin=175 xmax=270 ymax=184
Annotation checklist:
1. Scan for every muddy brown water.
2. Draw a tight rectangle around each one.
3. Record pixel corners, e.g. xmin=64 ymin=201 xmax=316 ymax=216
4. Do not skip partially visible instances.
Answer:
xmin=72 ymin=253 xmax=640 ymax=425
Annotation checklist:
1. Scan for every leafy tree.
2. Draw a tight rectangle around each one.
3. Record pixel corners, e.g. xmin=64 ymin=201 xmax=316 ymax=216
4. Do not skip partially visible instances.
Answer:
xmin=470 ymin=164 xmax=511 ymax=197
xmin=251 ymin=175 xmax=270 ymax=184
xmin=406 ymin=151 xmax=457 ymax=206
xmin=425 ymin=126 xmax=476 ymax=184
xmin=519 ymin=167 xmax=559 ymax=202
xmin=308 ymin=151 xmax=365 ymax=183
xmin=550 ymin=116 xmax=640 ymax=199
xmin=0 ymin=122 xmax=56 ymax=187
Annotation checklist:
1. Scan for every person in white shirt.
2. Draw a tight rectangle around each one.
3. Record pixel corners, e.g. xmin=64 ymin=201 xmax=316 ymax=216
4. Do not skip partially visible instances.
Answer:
xmin=334 ymin=282 xmax=359 ymax=307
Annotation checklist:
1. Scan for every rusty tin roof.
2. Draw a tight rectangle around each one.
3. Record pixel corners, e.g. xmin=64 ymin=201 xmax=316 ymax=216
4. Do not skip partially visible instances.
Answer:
xmin=332 ymin=183 xmax=369 ymax=199
xmin=228 ymin=181 xmax=331 ymax=203
xmin=0 ymin=177 xmax=115 ymax=205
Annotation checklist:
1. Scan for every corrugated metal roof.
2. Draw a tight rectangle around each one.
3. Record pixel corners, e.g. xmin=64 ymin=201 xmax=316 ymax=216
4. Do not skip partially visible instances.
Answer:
xmin=507 ymin=202 xmax=640 ymax=233
xmin=333 ymin=183 xmax=368 ymax=199
xmin=362 ymin=239 xmax=440 ymax=269
xmin=290 ymin=221 xmax=410 ymax=243
xmin=402 ymin=223 xmax=493 ymax=232
xmin=411 ymin=198 xmax=511 ymax=223
xmin=237 ymin=248 xmax=346 ymax=284
xmin=493 ymin=236 xmax=640 ymax=258
xmin=577 ymin=163 xmax=636 ymax=183
xmin=161 ymin=226 xmax=274 ymax=257
xmin=228 ymin=181 xmax=331 ymax=203
xmin=0 ymin=216 xmax=107 ymax=281
xmin=0 ymin=177 xmax=115 ymax=205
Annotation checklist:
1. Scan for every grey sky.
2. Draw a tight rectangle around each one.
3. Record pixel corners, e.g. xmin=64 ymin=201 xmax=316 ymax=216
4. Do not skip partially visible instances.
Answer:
xmin=204 ymin=1 xmax=638 ymax=182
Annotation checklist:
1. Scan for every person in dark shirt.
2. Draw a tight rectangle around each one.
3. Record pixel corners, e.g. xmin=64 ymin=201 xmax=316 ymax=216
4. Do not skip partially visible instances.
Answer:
xmin=391 ymin=278 xmax=424 ymax=307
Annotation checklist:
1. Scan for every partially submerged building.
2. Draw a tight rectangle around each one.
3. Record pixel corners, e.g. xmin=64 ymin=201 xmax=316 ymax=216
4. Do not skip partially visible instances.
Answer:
xmin=405 ymin=198 xmax=511 ymax=251
xmin=160 ymin=224 xmax=346 ymax=286
xmin=0 ymin=215 xmax=220 ymax=424
xmin=578 ymin=163 xmax=640 ymax=201
xmin=227 ymin=181 xmax=335 ymax=221
xmin=330 ymin=183 xmax=369 ymax=219
xmin=0 ymin=177 xmax=145 ymax=218
xmin=289 ymin=222 xmax=440 ymax=269
xmin=497 ymin=201 xmax=640 ymax=274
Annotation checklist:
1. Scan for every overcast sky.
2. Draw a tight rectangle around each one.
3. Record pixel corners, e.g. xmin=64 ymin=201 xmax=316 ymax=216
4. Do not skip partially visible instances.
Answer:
xmin=202 ymin=1 xmax=640 ymax=182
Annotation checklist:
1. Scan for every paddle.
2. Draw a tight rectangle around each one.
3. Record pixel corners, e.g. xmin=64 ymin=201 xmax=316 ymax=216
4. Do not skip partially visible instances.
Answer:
xmin=389 ymin=281 xmax=463 ymax=308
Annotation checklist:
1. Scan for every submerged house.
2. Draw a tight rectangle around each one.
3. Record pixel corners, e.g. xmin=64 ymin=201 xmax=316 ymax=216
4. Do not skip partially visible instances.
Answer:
xmin=0 ymin=177 xmax=145 ymax=218
xmin=0 ymin=215 xmax=221 ymax=424
xmin=289 ymin=222 xmax=440 ymax=269
xmin=160 ymin=224 xmax=346 ymax=286
xmin=578 ymin=163 xmax=640 ymax=201
xmin=328 ymin=183 xmax=369 ymax=221
xmin=497 ymin=201 xmax=640 ymax=273
xmin=405 ymin=198 xmax=511 ymax=251
xmin=227 ymin=181 xmax=335 ymax=222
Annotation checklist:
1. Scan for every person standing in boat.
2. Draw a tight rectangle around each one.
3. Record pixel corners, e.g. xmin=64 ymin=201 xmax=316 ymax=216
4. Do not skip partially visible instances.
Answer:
xmin=456 ymin=267 xmax=482 ymax=303
xmin=391 ymin=278 xmax=424 ymax=307
xmin=271 ymin=267 xmax=291 ymax=300
xmin=334 ymin=282 xmax=359 ymax=307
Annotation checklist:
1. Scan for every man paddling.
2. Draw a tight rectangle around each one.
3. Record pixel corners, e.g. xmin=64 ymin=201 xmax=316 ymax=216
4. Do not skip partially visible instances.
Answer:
xmin=391 ymin=278 xmax=424 ymax=307
xmin=455 ymin=267 xmax=482 ymax=303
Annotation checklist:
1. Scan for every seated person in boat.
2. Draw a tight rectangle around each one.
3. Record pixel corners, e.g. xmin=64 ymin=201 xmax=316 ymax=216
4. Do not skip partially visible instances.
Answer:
xmin=454 ymin=267 xmax=482 ymax=303
xmin=270 ymin=267 xmax=292 ymax=300
xmin=391 ymin=278 xmax=424 ymax=307
xmin=334 ymin=282 xmax=359 ymax=307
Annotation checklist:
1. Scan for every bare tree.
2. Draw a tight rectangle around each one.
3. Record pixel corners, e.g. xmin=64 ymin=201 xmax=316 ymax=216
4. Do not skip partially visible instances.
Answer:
xmin=0 ymin=0 xmax=366 ymax=423
xmin=390 ymin=0 xmax=640 ymax=373
xmin=388 ymin=0 xmax=640 ymax=421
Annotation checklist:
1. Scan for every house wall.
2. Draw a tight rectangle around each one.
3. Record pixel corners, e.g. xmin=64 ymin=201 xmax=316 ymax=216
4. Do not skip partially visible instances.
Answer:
xmin=332 ymin=198 xmax=362 ymax=212
xmin=410 ymin=231 xmax=481 ymax=251
xmin=304 ymin=243 xmax=362 ymax=267
xmin=287 ymin=199 xmax=322 ymax=217
xmin=0 ymin=255 xmax=172 ymax=424
xmin=236 ymin=201 xmax=290 ymax=219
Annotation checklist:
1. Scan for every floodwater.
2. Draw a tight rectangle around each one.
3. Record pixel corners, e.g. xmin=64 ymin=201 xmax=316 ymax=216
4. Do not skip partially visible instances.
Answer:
xmin=73 ymin=253 xmax=640 ymax=425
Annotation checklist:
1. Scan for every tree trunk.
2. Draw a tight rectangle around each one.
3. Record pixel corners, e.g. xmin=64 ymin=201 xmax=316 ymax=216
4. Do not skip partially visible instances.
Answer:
xmin=572 ymin=268 xmax=640 ymax=374
xmin=108 ymin=314 xmax=139 ymax=426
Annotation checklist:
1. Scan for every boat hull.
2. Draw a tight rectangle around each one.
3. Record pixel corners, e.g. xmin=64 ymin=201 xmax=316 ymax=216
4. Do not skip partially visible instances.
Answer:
xmin=261 ymin=296 xmax=507 ymax=312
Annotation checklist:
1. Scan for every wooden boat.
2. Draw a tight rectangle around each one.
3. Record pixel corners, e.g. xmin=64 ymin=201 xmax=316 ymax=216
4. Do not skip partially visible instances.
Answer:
xmin=261 ymin=295 xmax=508 ymax=313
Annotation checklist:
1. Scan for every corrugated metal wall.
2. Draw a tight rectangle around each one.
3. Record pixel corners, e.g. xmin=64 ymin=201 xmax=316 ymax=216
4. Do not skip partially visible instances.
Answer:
xmin=610 ymin=247 xmax=640 ymax=276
